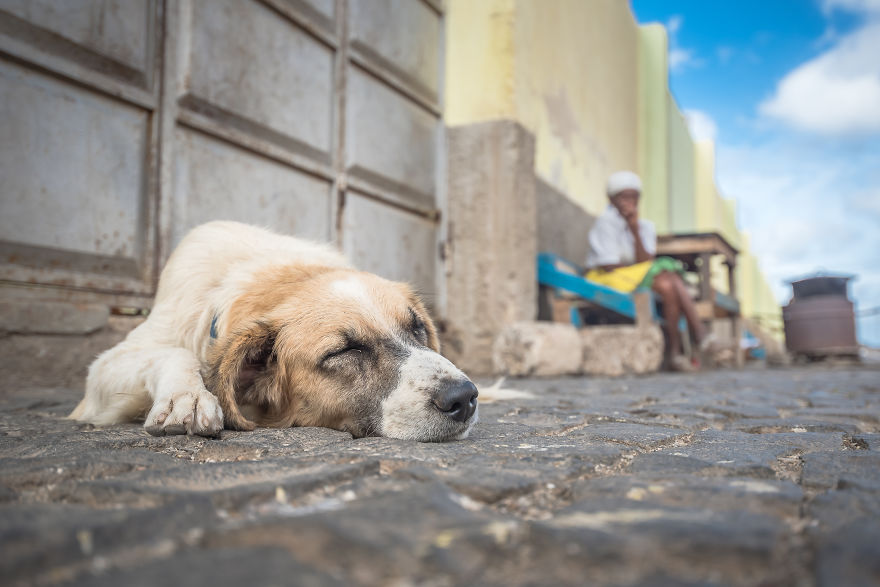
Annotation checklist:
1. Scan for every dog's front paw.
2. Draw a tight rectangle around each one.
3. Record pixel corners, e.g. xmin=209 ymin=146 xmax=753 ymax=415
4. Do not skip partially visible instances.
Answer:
xmin=144 ymin=390 xmax=224 ymax=438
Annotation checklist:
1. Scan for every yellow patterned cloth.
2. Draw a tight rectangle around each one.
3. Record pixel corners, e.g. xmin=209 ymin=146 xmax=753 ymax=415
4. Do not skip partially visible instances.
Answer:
xmin=584 ymin=261 xmax=653 ymax=293
xmin=584 ymin=257 xmax=684 ymax=293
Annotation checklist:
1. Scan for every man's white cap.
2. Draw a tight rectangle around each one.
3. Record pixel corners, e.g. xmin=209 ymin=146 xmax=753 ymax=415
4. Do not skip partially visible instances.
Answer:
xmin=606 ymin=170 xmax=642 ymax=197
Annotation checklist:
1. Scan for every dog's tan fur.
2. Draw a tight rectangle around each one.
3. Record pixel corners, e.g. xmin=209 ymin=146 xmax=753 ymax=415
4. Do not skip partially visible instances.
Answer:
xmin=71 ymin=221 xmax=476 ymax=442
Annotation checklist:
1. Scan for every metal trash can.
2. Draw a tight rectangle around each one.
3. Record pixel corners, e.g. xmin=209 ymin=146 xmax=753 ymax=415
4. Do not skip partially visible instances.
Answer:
xmin=783 ymin=276 xmax=859 ymax=359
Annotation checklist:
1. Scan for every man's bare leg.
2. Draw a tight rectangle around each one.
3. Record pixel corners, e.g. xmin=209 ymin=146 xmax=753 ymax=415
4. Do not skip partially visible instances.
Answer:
xmin=670 ymin=273 xmax=706 ymax=344
xmin=652 ymin=272 xmax=683 ymax=358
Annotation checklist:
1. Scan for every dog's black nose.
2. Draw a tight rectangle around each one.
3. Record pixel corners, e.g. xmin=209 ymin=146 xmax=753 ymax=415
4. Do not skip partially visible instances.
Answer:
xmin=432 ymin=380 xmax=478 ymax=422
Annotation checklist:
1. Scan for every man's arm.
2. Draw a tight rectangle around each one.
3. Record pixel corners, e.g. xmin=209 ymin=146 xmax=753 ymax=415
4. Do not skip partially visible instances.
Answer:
xmin=626 ymin=214 xmax=655 ymax=263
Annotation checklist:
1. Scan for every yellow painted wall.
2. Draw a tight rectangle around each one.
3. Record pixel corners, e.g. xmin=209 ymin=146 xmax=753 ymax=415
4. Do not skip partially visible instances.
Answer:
xmin=737 ymin=234 xmax=757 ymax=318
xmin=720 ymin=198 xmax=740 ymax=250
xmin=446 ymin=0 xmax=639 ymax=215
xmin=694 ymin=140 xmax=718 ymax=232
xmin=444 ymin=0 xmax=516 ymax=124
xmin=737 ymin=233 xmax=784 ymax=339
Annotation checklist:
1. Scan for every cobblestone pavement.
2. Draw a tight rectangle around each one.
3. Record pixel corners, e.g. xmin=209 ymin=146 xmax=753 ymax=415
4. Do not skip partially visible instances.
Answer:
xmin=1 ymin=366 xmax=879 ymax=586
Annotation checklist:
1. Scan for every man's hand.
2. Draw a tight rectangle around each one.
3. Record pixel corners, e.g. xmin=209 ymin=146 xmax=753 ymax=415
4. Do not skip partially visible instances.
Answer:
xmin=623 ymin=209 xmax=640 ymax=233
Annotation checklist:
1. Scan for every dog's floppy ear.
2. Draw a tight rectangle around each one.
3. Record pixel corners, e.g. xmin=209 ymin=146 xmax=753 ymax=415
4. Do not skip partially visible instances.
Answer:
xmin=206 ymin=321 xmax=277 ymax=431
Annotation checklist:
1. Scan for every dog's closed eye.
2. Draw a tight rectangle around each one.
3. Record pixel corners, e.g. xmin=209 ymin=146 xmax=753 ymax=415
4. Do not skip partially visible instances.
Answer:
xmin=321 ymin=342 xmax=369 ymax=368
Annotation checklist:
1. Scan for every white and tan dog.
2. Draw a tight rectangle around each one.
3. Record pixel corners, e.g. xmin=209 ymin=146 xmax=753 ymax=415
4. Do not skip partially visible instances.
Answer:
xmin=71 ymin=221 xmax=478 ymax=442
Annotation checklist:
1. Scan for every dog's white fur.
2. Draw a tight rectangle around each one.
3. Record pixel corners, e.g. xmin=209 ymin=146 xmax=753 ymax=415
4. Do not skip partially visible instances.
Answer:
xmin=71 ymin=221 xmax=478 ymax=441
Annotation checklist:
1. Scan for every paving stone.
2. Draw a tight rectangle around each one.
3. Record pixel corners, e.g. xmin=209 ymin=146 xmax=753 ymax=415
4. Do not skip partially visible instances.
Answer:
xmin=533 ymin=499 xmax=794 ymax=585
xmin=0 ymin=499 xmax=218 ymax=585
xmin=64 ymin=459 xmax=382 ymax=510
xmin=806 ymin=487 xmax=880 ymax=530
xmin=736 ymin=419 xmax=861 ymax=434
xmin=647 ymin=430 xmax=845 ymax=477
xmin=569 ymin=476 xmax=804 ymax=520
xmin=77 ymin=547 xmax=344 ymax=587
xmin=800 ymin=451 xmax=880 ymax=491
xmin=812 ymin=518 xmax=880 ymax=587
xmin=562 ymin=421 xmax=691 ymax=450
xmin=629 ymin=453 xmax=718 ymax=476
xmin=1 ymin=366 xmax=878 ymax=586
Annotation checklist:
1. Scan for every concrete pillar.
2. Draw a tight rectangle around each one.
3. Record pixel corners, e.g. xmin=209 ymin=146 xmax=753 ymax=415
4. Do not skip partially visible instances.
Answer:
xmin=441 ymin=120 xmax=537 ymax=375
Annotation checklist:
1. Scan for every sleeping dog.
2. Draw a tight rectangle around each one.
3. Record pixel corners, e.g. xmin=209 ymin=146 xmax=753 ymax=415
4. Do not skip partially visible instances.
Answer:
xmin=71 ymin=221 xmax=478 ymax=442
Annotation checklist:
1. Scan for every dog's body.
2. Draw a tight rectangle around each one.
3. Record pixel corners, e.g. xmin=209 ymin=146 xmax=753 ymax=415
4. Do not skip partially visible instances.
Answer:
xmin=71 ymin=221 xmax=478 ymax=442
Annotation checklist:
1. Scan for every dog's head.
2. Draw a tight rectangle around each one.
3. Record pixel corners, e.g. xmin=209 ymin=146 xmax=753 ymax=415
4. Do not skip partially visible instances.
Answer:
xmin=207 ymin=267 xmax=478 ymax=442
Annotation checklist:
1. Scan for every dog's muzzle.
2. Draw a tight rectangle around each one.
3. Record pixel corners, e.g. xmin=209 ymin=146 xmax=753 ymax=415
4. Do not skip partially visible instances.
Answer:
xmin=431 ymin=379 xmax=479 ymax=423
xmin=379 ymin=347 xmax=479 ymax=441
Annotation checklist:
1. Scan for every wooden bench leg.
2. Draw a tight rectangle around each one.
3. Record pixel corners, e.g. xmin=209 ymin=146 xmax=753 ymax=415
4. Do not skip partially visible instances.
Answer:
xmin=733 ymin=315 xmax=744 ymax=367
xmin=632 ymin=291 xmax=653 ymax=329
xmin=550 ymin=297 xmax=576 ymax=325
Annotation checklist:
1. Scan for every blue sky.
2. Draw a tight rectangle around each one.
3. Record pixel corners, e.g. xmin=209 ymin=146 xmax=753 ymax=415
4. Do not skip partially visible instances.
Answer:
xmin=631 ymin=0 xmax=880 ymax=347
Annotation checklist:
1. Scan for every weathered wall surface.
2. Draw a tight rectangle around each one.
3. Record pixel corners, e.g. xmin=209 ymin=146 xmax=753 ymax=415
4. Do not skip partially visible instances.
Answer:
xmin=443 ymin=0 xmax=516 ymax=125
xmin=443 ymin=121 xmax=537 ymax=375
xmin=536 ymin=178 xmax=596 ymax=264
xmin=514 ymin=0 xmax=639 ymax=215
xmin=446 ymin=0 xmax=639 ymax=217
xmin=637 ymin=24 xmax=670 ymax=235
xmin=667 ymin=94 xmax=696 ymax=234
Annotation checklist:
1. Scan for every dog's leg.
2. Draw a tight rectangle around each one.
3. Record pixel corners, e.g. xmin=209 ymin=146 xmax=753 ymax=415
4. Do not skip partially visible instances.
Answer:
xmin=77 ymin=341 xmax=223 ymax=437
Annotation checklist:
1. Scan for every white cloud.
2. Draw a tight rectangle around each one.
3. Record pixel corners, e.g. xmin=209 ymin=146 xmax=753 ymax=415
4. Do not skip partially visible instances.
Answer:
xmin=821 ymin=0 xmax=880 ymax=15
xmin=665 ymin=15 xmax=702 ymax=73
xmin=760 ymin=21 xmax=880 ymax=135
xmin=684 ymin=109 xmax=718 ymax=142
xmin=669 ymin=48 xmax=695 ymax=72
xmin=715 ymin=136 xmax=880 ymax=344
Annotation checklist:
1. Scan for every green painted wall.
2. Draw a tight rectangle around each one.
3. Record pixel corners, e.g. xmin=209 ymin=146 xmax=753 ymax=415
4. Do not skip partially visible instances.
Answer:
xmin=637 ymin=24 xmax=669 ymax=234
xmin=667 ymin=92 xmax=695 ymax=233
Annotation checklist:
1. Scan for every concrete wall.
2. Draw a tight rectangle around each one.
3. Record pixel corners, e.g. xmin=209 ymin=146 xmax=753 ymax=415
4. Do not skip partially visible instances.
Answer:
xmin=738 ymin=234 xmax=784 ymax=339
xmin=694 ymin=140 xmax=718 ymax=233
xmin=637 ymin=24 xmax=669 ymax=234
xmin=536 ymin=178 xmax=596 ymax=264
xmin=443 ymin=121 xmax=537 ymax=375
xmin=446 ymin=0 xmax=639 ymax=216
xmin=667 ymin=93 xmax=696 ymax=233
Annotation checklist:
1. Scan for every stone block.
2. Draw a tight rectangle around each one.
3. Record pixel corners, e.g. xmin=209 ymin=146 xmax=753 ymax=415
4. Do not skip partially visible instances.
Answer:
xmin=0 ymin=315 xmax=143 ymax=389
xmin=443 ymin=120 xmax=537 ymax=375
xmin=580 ymin=324 xmax=663 ymax=376
xmin=0 ymin=300 xmax=109 ymax=335
xmin=493 ymin=322 xmax=582 ymax=376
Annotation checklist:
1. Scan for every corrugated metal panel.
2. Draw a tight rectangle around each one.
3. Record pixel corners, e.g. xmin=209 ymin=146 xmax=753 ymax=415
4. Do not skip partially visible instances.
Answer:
xmin=0 ymin=0 xmax=444 ymax=307
xmin=0 ymin=0 xmax=161 ymax=298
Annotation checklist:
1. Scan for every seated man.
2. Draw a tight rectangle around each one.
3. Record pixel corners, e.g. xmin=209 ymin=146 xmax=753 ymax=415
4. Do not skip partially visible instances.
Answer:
xmin=585 ymin=171 xmax=712 ymax=371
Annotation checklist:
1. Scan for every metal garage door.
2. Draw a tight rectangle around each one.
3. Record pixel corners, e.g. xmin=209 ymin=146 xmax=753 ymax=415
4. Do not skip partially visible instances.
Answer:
xmin=0 ymin=0 xmax=445 ymax=310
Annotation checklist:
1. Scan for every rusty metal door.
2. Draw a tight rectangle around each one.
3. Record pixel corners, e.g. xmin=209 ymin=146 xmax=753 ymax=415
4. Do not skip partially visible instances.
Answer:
xmin=0 ymin=0 xmax=445 ymax=310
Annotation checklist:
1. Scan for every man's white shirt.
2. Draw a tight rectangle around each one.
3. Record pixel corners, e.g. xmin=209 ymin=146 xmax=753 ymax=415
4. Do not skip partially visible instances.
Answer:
xmin=585 ymin=205 xmax=657 ymax=269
